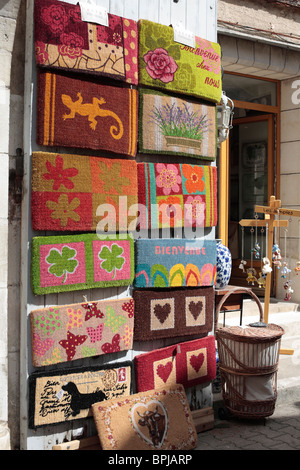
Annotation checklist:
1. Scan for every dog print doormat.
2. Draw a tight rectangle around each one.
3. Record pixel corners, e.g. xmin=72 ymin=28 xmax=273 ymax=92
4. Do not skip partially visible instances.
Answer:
xmin=30 ymin=297 xmax=134 ymax=367
xmin=37 ymin=70 xmax=138 ymax=156
xmin=31 ymin=152 xmax=138 ymax=232
xmin=134 ymin=336 xmax=216 ymax=392
xmin=92 ymin=384 xmax=197 ymax=450
xmin=31 ymin=234 xmax=134 ymax=295
xmin=29 ymin=361 xmax=131 ymax=428
xmin=137 ymin=162 xmax=217 ymax=230
xmin=138 ymin=20 xmax=222 ymax=103
xmin=34 ymin=0 xmax=138 ymax=84
xmin=134 ymin=238 xmax=217 ymax=288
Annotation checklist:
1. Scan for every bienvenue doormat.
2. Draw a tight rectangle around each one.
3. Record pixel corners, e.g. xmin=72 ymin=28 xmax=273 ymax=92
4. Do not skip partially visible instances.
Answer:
xmin=138 ymin=20 xmax=222 ymax=103
xmin=31 ymin=234 xmax=134 ymax=295
xmin=29 ymin=362 xmax=131 ymax=428
xmin=37 ymin=70 xmax=138 ymax=156
xmin=34 ymin=0 xmax=138 ymax=84
xmin=31 ymin=152 xmax=138 ymax=232
xmin=92 ymin=384 xmax=197 ymax=450
xmin=30 ymin=297 xmax=134 ymax=367
xmin=134 ymin=238 xmax=217 ymax=288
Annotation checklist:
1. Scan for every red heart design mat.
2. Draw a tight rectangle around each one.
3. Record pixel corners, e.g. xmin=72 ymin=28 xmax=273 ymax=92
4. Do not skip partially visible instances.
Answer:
xmin=156 ymin=362 xmax=173 ymax=383
xmin=190 ymin=353 xmax=205 ymax=373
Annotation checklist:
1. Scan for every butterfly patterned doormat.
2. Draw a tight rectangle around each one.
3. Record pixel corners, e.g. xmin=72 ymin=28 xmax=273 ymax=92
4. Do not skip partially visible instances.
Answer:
xmin=138 ymin=20 xmax=222 ymax=103
xmin=134 ymin=238 xmax=217 ymax=288
xmin=137 ymin=162 xmax=217 ymax=230
xmin=31 ymin=234 xmax=134 ymax=295
xmin=37 ymin=70 xmax=138 ymax=156
xmin=29 ymin=361 xmax=131 ymax=428
xmin=133 ymin=287 xmax=214 ymax=341
xmin=134 ymin=336 xmax=216 ymax=392
xmin=31 ymin=152 xmax=138 ymax=232
xmin=34 ymin=0 xmax=138 ymax=84
xmin=138 ymin=88 xmax=217 ymax=160
xmin=30 ymin=297 xmax=134 ymax=367
xmin=92 ymin=384 xmax=197 ymax=450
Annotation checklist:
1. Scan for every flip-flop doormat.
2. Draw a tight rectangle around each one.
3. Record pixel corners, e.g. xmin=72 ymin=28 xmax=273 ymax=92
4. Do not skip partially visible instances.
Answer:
xmin=133 ymin=287 xmax=214 ymax=341
xmin=139 ymin=88 xmax=217 ymax=160
xmin=34 ymin=0 xmax=138 ymax=84
xmin=134 ymin=336 xmax=216 ymax=392
xmin=134 ymin=238 xmax=217 ymax=288
xmin=92 ymin=384 xmax=197 ymax=450
xmin=37 ymin=70 xmax=138 ymax=156
xmin=137 ymin=162 xmax=217 ymax=230
xmin=31 ymin=234 xmax=134 ymax=295
xmin=29 ymin=362 xmax=131 ymax=428
xmin=31 ymin=152 xmax=138 ymax=232
xmin=30 ymin=297 xmax=134 ymax=367
xmin=138 ymin=20 xmax=222 ymax=103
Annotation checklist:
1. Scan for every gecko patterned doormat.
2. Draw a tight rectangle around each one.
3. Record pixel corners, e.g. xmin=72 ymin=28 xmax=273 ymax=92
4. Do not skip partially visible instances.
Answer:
xmin=139 ymin=88 xmax=217 ymax=160
xmin=30 ymin=297 xmax=134 ymax=367
xmin=137 ymin=162 xmax=217 ymax=230
xmin=37 ymin=70 xmax=138 ymax=156
xmin=134 ymin=336 xmax=216 ymax=392
xmin=29 ymin=362 xmax=131 ymax=428
xmin=134 ymin=238 xmax=217 ymax=288
xmin=133 ymin=287 xmax=214 ymax=341
xmin=138 ymin=20 xmax=222 ymax=103
xmin=34 ymin=0 xmax=138 ymax=84
xmin=92 ymin=384 xmax=197 ymax=450
xmin=31 ymin=234 xmax=134 ymax=295
xmin=31 ymin=152 xmax=138 ymax=232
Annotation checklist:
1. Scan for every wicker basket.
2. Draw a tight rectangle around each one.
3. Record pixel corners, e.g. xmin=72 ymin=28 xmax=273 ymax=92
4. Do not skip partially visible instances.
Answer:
xmin=215 ymin=287 xmax=284 ymax=419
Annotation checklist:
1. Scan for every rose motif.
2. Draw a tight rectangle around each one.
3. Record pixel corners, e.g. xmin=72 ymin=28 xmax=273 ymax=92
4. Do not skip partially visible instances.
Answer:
xmin=59 ymin=32 xmax=84 ymax=59
xmin=143 ymin=48 xmax=178 ymax=83
xmin=41 ymin=4 xmax=69 ymax=34
xmin=35 ymin=41 xmax=48 ymax=64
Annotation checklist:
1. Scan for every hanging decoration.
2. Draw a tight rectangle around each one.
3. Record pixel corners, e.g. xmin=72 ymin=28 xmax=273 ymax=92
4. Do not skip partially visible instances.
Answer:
xmin=294 ymin=220 xmax=300 ymax=275
xmin=257 ymin=226 xmax=266 ymax=288
xmin=281 ymin=227 xmax=293 ymax=301
xmin=246 ymin=227 xmax=258 ymax=285
xmin=239 ymin=226 xmax=247 ymax=272
xmin=272 ymin=210 xmax=282 ymax=269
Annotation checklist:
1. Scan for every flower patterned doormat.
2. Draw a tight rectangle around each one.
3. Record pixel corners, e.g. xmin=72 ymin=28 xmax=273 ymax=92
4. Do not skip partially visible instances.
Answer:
xmin=92 ymin=384 xmax=197 ymax=450
xmin=134 ymin=336 xmax=216 ymax=392
xmin=133 ymin=287 xmax=214 ymax=341
xmin=137 ymin=162 xmax=217 ymax=230
xmin=138 ymin=20 xmax=222 ymax=103
xmin=34 ymin=0 xmax=138 ymax=84
xmin=134 ymin=238 xmax=217 ymax=288
xmin=29 ymin=362 xmax=131 ymax=428
xmin=31 ymin=234 xmax=134 ymax=295
xmin=31 ymin=152 xmax=138 ymax=232
xmin=30 ymin=297 xmax=134 ymax=367
xmin=37 ymin=70 xmax=138 ymax=156
xmin=138 ymin=88 xmax=217 ymax=160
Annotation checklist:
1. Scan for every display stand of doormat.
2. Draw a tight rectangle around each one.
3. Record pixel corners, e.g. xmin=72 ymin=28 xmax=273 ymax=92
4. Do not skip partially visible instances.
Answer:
xmin=137 ymin=162 xmax=217 ymax=230
xmin=134 ymin=238 xmax=217 ymax=288
xmin=138 ymin=20 xmax=222 ymax=103
xmin=92 ymin=384 xmax=197 ymax=450
xmin=133 ymin=287 xmax=214 ymax=341
xmin=138 ymin=88 xmax=217 ymax=161
xmin=31 ymin=234 xmax=134 ymax=295
xmin=31 ymin=152 xmax=138 ymax=232
xmin=28 ymin=361 xmax=132 ymax=428
xmin=30 ymin=297 xmax=134 ymax=366
xmin=34 ymin=0 xmax=138 ymax=84
xmin=37 ymin=70 xmax=138 ymax=156
xmin=134 ymin=336 xmax=216 ymax=392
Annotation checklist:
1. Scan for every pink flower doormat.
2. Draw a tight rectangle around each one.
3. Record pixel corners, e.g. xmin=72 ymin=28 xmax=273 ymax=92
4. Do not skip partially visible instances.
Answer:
xmin=31 ymin=234 xmax=134 ymax=295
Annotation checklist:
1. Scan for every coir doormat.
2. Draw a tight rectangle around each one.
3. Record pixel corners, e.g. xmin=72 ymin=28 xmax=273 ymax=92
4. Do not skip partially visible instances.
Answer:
xmin=138 ymin=20 xmax=222 ymax=103
xmin=30 ymin=297 xmax=134 ymax=367
xmin=29 ymin=361 xmax=131 ymax=428
xmin=92 ymin=384 xmax=197 ymax=450
xmin=139 ymin=88 xmax=217 ymax=160
xmin=31 ymin=152 xmax=138 ymax=232
xmin=133 ymin=287 xmax=214 ymax=341
xmin=37 ymin=70 xmax=138 ymax=156
xmin=134 ymin=238 xmax=216 ymax=288
xmin=137 ymin=162 xmax=217 ymax=230
xmin=31 ymin=234 xmax=134 ymax=295
xmin=134 ymin=336 xmax=216 ymax=392
xmin=34 ymin=0 xmax=138 ymax=84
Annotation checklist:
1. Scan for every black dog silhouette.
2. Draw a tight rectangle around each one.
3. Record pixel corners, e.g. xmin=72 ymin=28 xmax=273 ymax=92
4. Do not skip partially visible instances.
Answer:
xmin=62 ymin=381 xmax=107 ymax=416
